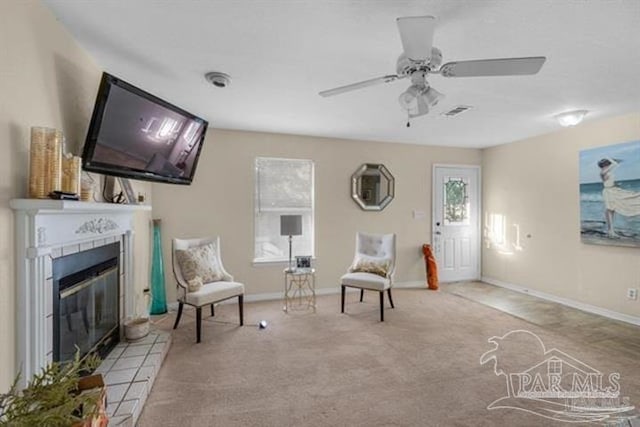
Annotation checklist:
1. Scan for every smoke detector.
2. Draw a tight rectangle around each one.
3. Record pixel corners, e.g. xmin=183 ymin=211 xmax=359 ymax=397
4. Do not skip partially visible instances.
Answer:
xmin=204 ymin=72 xmax=231 ymax=88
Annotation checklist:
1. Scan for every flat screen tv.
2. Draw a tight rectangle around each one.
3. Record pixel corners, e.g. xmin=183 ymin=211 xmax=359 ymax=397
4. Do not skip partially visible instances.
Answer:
xmin=82 ymin=72 xmax=208 ymax=185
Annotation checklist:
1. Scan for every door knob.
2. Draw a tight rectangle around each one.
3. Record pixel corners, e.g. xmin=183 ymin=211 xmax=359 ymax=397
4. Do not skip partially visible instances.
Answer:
xmin=434 ymin=231 xmax=441 ymax=235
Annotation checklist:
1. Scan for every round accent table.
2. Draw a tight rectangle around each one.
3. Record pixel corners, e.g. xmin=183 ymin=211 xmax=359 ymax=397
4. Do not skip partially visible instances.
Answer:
xmin=283 ymin=268 xmax=316 ymax=313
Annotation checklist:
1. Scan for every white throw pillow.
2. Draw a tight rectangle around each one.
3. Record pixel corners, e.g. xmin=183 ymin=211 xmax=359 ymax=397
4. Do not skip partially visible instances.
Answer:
xmin=187 ymin=276 xmax=203 ymax=293
xmin=176 ymin=243 xmax=224 ymax=283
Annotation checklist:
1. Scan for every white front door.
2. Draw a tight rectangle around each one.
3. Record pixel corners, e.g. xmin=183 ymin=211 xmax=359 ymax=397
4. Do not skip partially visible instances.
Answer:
xmin=432 ymin=165 xmax=480 ymax=282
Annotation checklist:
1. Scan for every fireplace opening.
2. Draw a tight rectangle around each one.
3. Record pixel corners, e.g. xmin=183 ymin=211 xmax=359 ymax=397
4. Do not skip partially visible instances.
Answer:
xmin=53 ymin=243 xmax=120 ymax=363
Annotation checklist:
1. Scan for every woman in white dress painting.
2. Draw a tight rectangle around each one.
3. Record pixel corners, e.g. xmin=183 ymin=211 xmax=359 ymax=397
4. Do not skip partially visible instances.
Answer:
xmin=598 ymin=157 xmax=640 ymax=237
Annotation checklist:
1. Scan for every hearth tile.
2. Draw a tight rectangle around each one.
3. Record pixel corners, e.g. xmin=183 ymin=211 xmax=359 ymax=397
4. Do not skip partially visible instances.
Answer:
xmin=115 ymin=399 xmax=138 ymax=417
xmin=155 ymin=332 xmax=170 ymax=343
xmin=112 ymin=355 xmax=145 ymax=371
xmin=143 ymin=353 xmax=161 ymax=367
xmin=106 ymin=347 xmax=125 ymax=359
xmin=124 ymin=380 xmax=147 ymax=401
xmin=108 ymin=414 xmax=132 ymax=426
xmin=95 ymin=358 xmax=115 ymax=373
xmin=80 ymin=241 xmax=94 ymax=252
xmin=150 ymin=342 xmax=165 ymax=354
xmin=106 ymin=401 xmax=119 ymax=418
xmin=51 ymin=247 xmax=62 ymax=258
xmin=93 ymin=238 xmax=106 ymax=248
xmin=106 ymin=383 xmax=128 ymax=403
xmin=46 ymin=352 xmax=52 ymax=363
xmin=105 ymin=368 xmax=137 ymax=385
xmin=134 ymin=366 xmax=154 ymax=382
xmin=105 ymin=236 xmax=117 ymax=244
xmin=62 ymin=244 xmax=79 ymax=256
xmin=122 ymin=344 xmax=152 ymax=357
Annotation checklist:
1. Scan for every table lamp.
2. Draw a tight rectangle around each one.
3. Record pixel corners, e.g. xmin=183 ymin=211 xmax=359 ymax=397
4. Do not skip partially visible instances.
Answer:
xmin=280 ymin=215 xmax=302 ymax=272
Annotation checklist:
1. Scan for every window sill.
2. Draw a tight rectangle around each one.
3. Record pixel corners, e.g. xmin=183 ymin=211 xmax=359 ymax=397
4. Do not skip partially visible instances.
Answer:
xmin=252 ymin=257 xmax=316 ymax=268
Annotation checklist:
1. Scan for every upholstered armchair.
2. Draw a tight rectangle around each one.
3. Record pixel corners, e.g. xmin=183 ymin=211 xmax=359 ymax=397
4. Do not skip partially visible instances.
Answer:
xmin=172 ymin=236 xmax=244 ymax=342
xmin=340 ymin=232 xmax=396 ymax=321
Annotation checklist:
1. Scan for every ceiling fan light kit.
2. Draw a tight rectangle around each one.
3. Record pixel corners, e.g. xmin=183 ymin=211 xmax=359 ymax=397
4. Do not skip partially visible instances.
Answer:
xmin=555 ymin=110 xmax=588 ymax=127
xmin=319 ymin=15 xmax=546 ymax=125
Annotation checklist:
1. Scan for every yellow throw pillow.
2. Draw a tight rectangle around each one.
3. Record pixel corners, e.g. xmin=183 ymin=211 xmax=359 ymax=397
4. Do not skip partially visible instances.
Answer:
xmin=176 ymin=243 xmax=224 ymax=283
xmin=349 ymin=255 xmax=391 ymax=278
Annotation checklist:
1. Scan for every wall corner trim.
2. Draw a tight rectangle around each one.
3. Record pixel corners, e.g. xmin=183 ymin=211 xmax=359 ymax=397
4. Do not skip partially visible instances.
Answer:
xmin=481 ymin=276 xmax=640 ymax=327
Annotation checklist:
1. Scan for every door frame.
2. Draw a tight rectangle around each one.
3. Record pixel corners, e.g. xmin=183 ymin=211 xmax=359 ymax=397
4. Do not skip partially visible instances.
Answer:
xmin=432 ymin=164 xmax=482 ymax=281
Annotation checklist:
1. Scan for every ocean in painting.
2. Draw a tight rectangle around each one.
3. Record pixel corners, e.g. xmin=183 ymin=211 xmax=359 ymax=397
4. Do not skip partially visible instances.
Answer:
xmin=580 ymin=178 xmax=640 ymax=247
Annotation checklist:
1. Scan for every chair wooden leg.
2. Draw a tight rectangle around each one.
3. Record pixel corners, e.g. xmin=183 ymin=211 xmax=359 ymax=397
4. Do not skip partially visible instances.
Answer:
xmin=173 ymin=302 xmax=184 ymax=329
xmin=387 ymin=288 xmax=395 ymax=309
xmin=238 ymin=295 xmax=244 ymax=326
xmin=341 ymin=285 xmax=346 ymax=313
xmin=196 ymin=307 xmax=202 ymax=343
xmin=359 ymin=289 xmax=364 ymax=302
xmin=210 ymin=304 xmax=215 ymax=317
xmin=379 ymin=291 xmax=384 ymax=322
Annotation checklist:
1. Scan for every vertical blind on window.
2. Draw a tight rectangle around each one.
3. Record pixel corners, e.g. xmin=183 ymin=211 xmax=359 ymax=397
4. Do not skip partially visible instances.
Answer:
xmin=254 ymin=157 xmax=314 ymax=261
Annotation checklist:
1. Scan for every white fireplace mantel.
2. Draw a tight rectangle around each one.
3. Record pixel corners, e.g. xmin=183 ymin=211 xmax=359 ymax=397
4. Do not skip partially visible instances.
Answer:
xmin=10 ymin=199 xmax=151 ymax=386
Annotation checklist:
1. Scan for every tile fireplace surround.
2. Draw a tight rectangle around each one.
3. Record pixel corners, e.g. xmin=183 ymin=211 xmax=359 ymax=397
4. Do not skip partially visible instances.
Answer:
xmin=9 ymin=199 xmax=152 ymax=387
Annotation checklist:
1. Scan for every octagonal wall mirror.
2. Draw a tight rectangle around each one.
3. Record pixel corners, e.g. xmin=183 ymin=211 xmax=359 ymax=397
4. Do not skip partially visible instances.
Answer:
xmin=351 ymin=163 xmax=395 ymax=211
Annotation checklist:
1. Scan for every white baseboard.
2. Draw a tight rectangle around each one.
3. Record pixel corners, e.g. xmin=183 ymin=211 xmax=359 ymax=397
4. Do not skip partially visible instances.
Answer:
xmin=482 ymin=276 xmax=640 ymax=327
xmin=165 ymin=281 xmax=425 ymax=311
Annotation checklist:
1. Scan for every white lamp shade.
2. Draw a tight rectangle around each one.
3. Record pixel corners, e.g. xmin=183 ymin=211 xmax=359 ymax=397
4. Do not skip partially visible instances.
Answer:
xmin=280 ymin=215 xmax=302 ymax=236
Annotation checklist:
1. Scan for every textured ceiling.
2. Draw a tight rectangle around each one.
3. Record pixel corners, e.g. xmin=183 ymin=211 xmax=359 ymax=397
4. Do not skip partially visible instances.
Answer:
xmin=44 ymin=0 xmax=640 ymax=148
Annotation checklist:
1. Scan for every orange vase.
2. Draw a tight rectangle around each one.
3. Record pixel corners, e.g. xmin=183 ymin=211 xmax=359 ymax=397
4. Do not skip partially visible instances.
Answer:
xmin=422 ymin=244 xmax=439 ymax=290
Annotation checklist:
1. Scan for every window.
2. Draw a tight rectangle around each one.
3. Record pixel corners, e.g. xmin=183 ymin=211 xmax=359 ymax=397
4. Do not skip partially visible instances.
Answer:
xmin=254 ymin=157 xmax=314 ymax=263
xmin=443 ymin=176 xmax=470 ymax=225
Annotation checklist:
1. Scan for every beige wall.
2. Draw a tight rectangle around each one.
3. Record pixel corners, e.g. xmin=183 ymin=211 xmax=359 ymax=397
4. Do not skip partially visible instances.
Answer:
xmin=0 ymin=1 xmax=151 ymax=392
xmin=152 ymin=129 xmax=481 ymax=300
xmin=482 ymin=113 xmax=640 ymax=318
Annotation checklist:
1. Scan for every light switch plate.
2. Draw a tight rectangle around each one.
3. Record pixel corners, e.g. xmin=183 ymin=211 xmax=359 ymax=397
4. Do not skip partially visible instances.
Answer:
xmin=413 ymin=210 xmax=426 ymax=220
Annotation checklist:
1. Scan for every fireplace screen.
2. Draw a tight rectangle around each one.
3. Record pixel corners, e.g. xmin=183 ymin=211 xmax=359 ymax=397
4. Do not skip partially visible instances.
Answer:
xmin=53 ymin=243 xmax=120 ymax=363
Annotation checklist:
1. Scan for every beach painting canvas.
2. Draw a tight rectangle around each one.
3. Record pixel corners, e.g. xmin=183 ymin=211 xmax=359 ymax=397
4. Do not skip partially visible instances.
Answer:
xmin=579 ymin=140 xmax=640 ymax=248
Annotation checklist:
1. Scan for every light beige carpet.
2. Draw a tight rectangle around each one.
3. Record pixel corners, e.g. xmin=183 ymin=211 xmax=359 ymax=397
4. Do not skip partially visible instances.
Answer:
xmin=138 ymin=289 xmax=640 ymax=426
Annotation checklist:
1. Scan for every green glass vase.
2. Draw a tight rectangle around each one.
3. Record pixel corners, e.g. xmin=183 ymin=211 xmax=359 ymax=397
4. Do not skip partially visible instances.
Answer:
xmin=150 ymin=219 xmax=167 ymax=314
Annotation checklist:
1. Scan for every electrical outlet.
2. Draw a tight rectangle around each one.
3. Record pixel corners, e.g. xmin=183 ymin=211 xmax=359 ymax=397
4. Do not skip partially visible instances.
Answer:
xmin=627 ymin=288 xmax=638 ymax=301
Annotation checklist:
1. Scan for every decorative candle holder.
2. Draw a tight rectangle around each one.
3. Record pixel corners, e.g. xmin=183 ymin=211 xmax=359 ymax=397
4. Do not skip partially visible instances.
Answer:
xmin=62 ymin=154 xmax=81 ymax=195
xmin=28 ymin=127 xmax=62 ymax=198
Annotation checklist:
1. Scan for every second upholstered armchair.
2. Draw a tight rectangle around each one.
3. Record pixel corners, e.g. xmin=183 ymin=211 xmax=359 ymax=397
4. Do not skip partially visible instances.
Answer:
xmin=340 ymin=232 xmax=396 ymax=322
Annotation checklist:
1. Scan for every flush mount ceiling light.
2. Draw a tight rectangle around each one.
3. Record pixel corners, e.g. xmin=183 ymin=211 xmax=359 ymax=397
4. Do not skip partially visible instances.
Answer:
xmin=204 ymin=71 xmax=231 ymax=88
xmin=555 ymin=109 xmax=588 ymax=127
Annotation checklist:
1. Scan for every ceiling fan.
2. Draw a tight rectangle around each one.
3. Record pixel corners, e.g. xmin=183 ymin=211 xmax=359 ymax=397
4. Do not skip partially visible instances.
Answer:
xmin=319 ymin=16 xmax=546 ymax=124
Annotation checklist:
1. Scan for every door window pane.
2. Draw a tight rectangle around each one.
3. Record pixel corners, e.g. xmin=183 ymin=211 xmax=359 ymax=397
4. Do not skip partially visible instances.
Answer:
xmin=444 ymin=176 xmax=470 ymax=225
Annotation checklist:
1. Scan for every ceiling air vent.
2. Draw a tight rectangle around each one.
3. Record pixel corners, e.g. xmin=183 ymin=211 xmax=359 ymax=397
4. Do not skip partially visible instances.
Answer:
xmin=442 ymin=105 xmax=473 ymax=117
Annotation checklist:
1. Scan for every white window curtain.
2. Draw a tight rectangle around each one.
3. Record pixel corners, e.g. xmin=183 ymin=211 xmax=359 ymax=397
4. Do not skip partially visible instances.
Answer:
xmin=254 ymin=157 xmax=314 ymax=262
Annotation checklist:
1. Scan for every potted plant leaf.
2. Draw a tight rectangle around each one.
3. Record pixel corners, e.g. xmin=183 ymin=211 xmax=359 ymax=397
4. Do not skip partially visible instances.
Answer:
xmin=0 ymin=353 xmax=107 ymax=426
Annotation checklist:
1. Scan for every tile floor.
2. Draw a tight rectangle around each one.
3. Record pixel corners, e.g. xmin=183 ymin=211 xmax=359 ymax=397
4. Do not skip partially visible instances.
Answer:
xmin=442 ymin=281 xmax=640 ymax=359
xmin=94 ymin=331 xmax=171 ymax=426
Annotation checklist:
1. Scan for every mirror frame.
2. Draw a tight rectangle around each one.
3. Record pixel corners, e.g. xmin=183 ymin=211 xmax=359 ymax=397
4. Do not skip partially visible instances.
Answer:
xmin=351 ymin=163 xmax=395 ymax=211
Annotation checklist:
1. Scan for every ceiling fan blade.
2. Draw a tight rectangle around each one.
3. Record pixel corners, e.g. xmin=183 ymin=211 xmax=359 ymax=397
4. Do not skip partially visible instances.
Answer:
xmin=396 ymin=16 xmax=436 ymax=61
xmin=319 ymin=75 xmax=401 ymax=97
xmin=439 ymin=56 xmax=546 ymax=77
